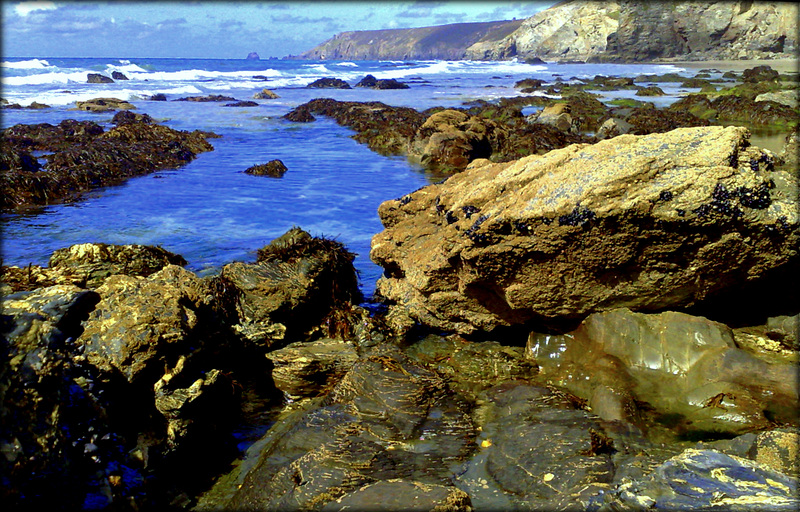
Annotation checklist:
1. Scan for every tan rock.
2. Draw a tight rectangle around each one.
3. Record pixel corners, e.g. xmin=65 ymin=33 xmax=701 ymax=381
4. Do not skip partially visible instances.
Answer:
xmin=74 ymin=97 xmax=135 ymax=112
xmin=371 ymin=126 xmax=798 ymax=334
xmin=254 ymin=88 xmax=279 ymax=99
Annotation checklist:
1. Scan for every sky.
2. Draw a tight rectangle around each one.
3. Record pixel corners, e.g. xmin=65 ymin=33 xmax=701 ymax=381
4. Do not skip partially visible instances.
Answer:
xmin=1 ymin=1 xmax=555 ymax=59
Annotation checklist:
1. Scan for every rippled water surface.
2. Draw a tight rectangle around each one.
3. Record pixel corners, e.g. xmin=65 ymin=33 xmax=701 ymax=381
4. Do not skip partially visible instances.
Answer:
xmin=1 ymin=57 xmax=712 ymax=298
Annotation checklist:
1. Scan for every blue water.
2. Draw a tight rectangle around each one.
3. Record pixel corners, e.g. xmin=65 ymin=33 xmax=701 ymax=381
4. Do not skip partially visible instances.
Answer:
xmin=1 ymin=57 xmax=698 ymax=298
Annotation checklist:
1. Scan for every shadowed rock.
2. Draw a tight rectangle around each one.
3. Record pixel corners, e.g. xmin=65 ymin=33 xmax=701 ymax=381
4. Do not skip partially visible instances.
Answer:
xmin=220 ymin=227 xmax=361 ymax=348
xmin=87 ymin=73 xmax=113 ymax=83
xmin=307 ymin=77 xmax=351 ymax=89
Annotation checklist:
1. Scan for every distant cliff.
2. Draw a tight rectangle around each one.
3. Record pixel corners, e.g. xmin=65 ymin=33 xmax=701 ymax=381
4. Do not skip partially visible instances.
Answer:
xmin=299 ymin=1 xmax=797 ymax=63
xmin=296 ymin=20 xmax=523 ymax=60
xmin=473 ymin=0 xmax=798 ymax=62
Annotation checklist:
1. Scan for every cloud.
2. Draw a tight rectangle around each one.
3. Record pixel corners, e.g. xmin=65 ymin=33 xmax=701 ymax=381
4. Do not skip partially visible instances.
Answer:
xmin=13 ymin=1 xmax=57 ymax=17
xmin=269 ymin=13 xmax=335 ymax=24
xmin=219 ymin=18 xmax=245 ymax=28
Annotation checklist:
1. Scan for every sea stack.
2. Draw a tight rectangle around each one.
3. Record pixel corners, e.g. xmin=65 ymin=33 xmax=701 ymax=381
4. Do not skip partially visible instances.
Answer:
xmin=246 ymin=51 xmax=260 ymax=60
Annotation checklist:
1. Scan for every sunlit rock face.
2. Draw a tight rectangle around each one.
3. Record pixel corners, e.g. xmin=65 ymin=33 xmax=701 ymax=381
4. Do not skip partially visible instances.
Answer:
xmin=371 ymin=126 xmax=798 ymax=335
xmin=470 ymin=1 xmax=797 ymax=62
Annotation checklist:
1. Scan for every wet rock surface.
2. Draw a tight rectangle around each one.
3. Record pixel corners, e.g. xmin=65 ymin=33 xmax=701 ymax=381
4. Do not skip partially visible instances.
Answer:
xmin=75 ymin=97 xmax=136 ymax=112
xmin=225 ymin=344 xmax=475 ymax=511
xmin=307 ymin=77 xmax=352 ymax=89
xmin=244 ymin=159 xmax=288 ymax=178
xmin=600 ymin=448 xmax=799 ymax=511
xmin=0 ymin=116 xmax=217 ymax=211
xmin=4 ymin=64 xmax=800 ymax=512
xmin=284 ymin=98 xmax=589 ymax=173
xmin=355 ymin=74 xmax=410 ymax=90
xmin=371 ymin=125 xmax=798 ymax=334
xmin=526 ymin=308 xmax=798 ymax=436
xmin=1 ymin=229 xmax=369 ymax=510
xmin=220 ymin=227 xmax=362 ymax=348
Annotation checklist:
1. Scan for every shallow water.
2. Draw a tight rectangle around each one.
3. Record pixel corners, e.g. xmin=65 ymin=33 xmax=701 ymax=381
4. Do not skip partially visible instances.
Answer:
xmin=1 ymin=57 xmax=779 ymax=299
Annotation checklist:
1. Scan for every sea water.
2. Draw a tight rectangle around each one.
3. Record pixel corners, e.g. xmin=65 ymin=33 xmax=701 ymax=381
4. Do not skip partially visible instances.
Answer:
xmin=1 ymin=57 xmax=700 ymax=299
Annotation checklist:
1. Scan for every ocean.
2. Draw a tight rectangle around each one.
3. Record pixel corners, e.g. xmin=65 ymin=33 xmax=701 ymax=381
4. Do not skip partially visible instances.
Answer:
xmin=1 ymin=57 xmax=700 ymax=299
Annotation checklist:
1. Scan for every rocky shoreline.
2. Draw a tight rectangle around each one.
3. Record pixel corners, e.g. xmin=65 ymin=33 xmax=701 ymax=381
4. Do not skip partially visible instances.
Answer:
xmin=1 ymin=64 xmax=799 ymax=510
xmin=0 ymin=111 xmax=218 ymax=212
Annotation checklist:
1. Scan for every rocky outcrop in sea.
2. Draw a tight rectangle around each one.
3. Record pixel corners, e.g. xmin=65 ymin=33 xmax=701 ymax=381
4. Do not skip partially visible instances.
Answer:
xmin=0 ymin=113 xmax=218 ymax=211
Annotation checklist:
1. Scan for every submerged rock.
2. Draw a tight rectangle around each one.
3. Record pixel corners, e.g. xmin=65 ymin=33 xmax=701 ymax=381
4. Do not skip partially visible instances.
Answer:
xmin=526 ymin=308 xmax=798 ymax=436
xmin=226 ymin=345 xmax=474 ymax=510
xmin=265 ymin=338 xmax=359 ymax=399
xmin=174 ymin=94 xmax=237 ymax=102
xmin=321 ymin=479 xmax=471 ymax=511
xmin=371 ymin=126 xmax=798 ymax=334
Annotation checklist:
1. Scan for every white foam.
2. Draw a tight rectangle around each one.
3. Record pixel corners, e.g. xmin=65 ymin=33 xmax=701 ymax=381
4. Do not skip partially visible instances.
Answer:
xmin=106 ymin=62 xmax=149 ymax=74
xmin=2 ymin=70 xmax=90 ymax=86
xmin=335 ymin=62 xmax=359 ymax=67
xmin=1 ymin=58 xmax=52 ymax=69
xmin=302 ymin=64 xmax=330 ymax=73
xmin=372 ymin=60 xmax=548 ymax=79
xmin=9 ymin=85 xmax=203 ymax=106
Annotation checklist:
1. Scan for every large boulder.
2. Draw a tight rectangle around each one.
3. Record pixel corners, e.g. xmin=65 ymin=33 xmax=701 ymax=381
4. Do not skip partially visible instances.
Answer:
xmin=48 ymin=242 xmax=187 ymax=288
xmin=407 ymin=109 xmax=496 ymax=171
xmin=78 ymin=265 xmax=217 ymax=385
xmin=0 ymin=285 xmax=114 ymax=509
xmin=526 ymin=103 xmax=575 ymax=132
xmin=371 ymin=126 xmax=798 ymax=334
xmin=220 ymin=227 xmax=361 ymax=348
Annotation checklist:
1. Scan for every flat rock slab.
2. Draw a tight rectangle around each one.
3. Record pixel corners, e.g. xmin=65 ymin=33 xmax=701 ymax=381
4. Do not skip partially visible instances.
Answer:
xmin=371 ymin=126 xmax=798 ymax=334
xmin=604 ymin=448 xmax=799 ymax=511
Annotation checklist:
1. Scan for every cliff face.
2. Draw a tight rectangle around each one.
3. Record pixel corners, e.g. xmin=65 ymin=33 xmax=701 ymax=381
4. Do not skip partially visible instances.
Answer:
xmin=299 ymin=1 xmax=796 ymax=63
xmin=474 ymin=0 xmax=797 ymax=62
xmin=297 ymin=20 xmax=523 ymax=61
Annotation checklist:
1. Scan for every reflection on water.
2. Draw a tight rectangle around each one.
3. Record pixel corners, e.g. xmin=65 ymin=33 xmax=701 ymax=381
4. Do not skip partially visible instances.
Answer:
xmin=1 ymin=114 xmax=431 ymax=300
